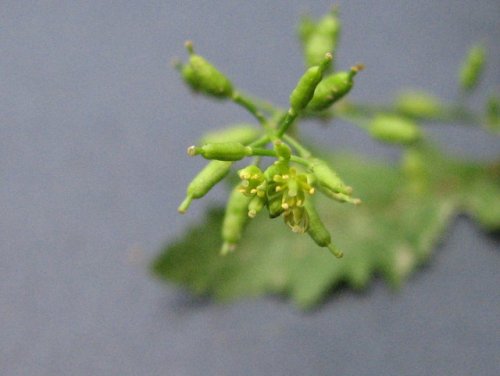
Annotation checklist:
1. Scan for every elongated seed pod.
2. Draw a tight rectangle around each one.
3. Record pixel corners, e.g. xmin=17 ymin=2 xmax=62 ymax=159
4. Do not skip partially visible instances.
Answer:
xmin=304 ymin=10 xmax=341 ymax=68
xmin=304 ymin=200 xmax=343 ymax=258
xmin=188 ymin=142 xmax=252 ymax=161
xmin=459 ymin=44 xmax=486 ymax=92
xmin=181 ymin=42 xmax=233 ymax=98
xmin=369 ymin=114 xmax=421 ymax=145
xmin=310 ymin=158 xmax=351 ymax=195
xmin=297 ymin=14 xmax=316 ymax=44
xmin=178 ymin=160 xmax=232 ymax=213
xmin=486 ymin=95 xmax=500 ymax=133
xmin=306 ymin=65 xmax=362 ymax=112
xmin=394 ymin=91 xmax=441 ymax=119
xmin=289 ymin=53 xmax=332 ymax=113
xmin=221 ymin=187 xmax=252 ymax=255
xmin=200 ymin=124 xmax=260 ymax=145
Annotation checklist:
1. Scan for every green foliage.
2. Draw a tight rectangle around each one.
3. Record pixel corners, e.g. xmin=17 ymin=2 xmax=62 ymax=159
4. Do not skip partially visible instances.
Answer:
xmin=152 ymin=149 xmax=500 ymax=308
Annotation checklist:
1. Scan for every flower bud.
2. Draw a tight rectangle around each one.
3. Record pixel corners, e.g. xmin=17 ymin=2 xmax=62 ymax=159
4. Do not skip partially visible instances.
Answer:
xmin=238 ymin=165 xmax=266 ymax=197
xmin=306 ymin=65 xmax=362 ymax=112
xmin=459 ymin=44 xmax=486 ymax=92
xmin=248 ymin=195 xmax=266 ymax=218
xmin=188 ymin=142 xmax=252 ymax=161
xmin=264 ymin=160 xmax=290 ymax=182
xmin=178 ymin=161 xmax=232 ymax=213
xmin=273 ymin=140 xmax=292 ymax=160
xmin=369 ymin=114 xmax=421 ymax=145
xmin=181 ymin=41 xmax=233 ymax=98
xmin=221 ymin=187 xmax=252 ymax=255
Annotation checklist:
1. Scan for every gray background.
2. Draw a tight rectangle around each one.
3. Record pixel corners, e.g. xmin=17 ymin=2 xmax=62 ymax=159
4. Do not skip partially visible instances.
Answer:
xmin=1 ymin=1 xmax=499 ymax=375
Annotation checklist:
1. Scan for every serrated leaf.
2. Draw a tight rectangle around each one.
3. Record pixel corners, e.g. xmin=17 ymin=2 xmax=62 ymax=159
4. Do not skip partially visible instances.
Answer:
xmin=152 ymin=151 xmax=500 ymax=309
xmin=459 ymin=162 xmax=500 ymax=231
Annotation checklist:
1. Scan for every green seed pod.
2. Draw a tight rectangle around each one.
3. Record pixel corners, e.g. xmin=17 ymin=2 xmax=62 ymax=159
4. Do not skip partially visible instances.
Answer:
xmin=304 ymin=200 xmax=343 ymax=258
xmin=273 ymin=140 xmax=292 ymax=160
xmin=309 ymin=158 xmax=351 ymax=195
xmin=221 ymin=187 xmax=252 ymax=255
xmin=319 ymin=189 xmax=361 ymax=205
xmin=199 ymin=124 xmax=260 ymax=145
xmin=289 ymin=53 xmax=332 ymax=113
xmin=306 ymin=65 xmax=363 ymax=112
xmin=369 ymin=114 xmax=421 ymax=145
xmin=187 ymin=142 xmax=252 ymax=161
xmin=401 ymin=148 xmax=428 ymax=194
xmin=394 ymin=91 xmax=442 ymax=119
xmin=485 ymin=95 xmax=500 ymax=133
xmin=178 ymin=160 xmax=232 ymax=213
xmin=297 ymin=14 xmax=316 ymax=44
xmin=459 ymin=44 xmax=486 ymax=92
xmin=181 ymin=41 xmax=233 ymax=98
xmin=304 ymin=10 xmax=341 ymax=68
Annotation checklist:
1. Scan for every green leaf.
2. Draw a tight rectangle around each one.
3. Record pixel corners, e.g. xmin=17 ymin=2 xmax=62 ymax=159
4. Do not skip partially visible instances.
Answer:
xmin=455 ymin=161 xmax=500 ymax=231
xmin=152 ymin=150 xmax=500 ymax=309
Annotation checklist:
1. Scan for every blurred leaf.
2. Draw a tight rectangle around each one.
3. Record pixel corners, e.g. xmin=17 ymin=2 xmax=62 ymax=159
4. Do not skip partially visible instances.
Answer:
xmin=152 ymin=150 xmax=500 ymax=309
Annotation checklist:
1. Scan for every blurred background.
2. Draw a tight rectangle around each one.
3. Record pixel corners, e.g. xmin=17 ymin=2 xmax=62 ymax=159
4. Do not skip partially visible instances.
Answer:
xmin=1 ymin=1 xmax=499 ymax=375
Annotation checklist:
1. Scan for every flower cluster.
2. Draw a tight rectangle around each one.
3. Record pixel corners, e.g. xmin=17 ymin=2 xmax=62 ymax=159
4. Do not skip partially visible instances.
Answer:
xmin=175 ymin=8 xmax=364 ymax=258
xmin=238 ymin=159 xmax=315 ymax=233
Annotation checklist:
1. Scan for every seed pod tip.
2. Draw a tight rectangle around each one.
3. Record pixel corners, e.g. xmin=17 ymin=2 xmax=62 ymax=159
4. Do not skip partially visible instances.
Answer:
xmin=351 ymin=64 xmax=365 ymax=73
xmin=328 ymin=244 xmax=343 ymax=258
xmin=178 ymin=195 xmax=193 ymax=214
xmin=187 ymin=145 xmax=198 ymax=156
xmin=220 ymin=242 xmax=236 ymax=256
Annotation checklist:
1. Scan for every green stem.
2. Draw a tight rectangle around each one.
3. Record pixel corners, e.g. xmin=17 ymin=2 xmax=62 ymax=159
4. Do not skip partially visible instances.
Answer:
xmin=290 ymin=155 xmax=312 ymax=167
xmin=249 ymin=135 xmax=271 ymax=148
xmin=250 ymin=148 xmax=276 ymax=158
xmin=232 ymin=91 xmax=269 ymax=127
xmin=240 ymin=91 xmax=284 ymax=115
xmin=277 ymin=109 xmax=299 ymax=137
